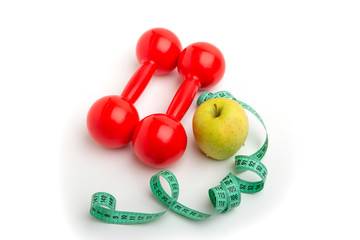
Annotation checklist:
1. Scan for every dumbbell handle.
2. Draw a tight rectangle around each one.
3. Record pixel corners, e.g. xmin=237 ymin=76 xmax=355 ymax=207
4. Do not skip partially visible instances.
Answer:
xmin=166 ymin=76 xmax=200 ymax=121
xmin=120 ymin=61 xmax=157 ymax=104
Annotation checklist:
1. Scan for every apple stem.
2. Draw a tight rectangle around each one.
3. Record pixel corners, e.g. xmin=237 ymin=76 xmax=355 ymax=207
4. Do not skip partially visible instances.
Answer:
xmin=214 ymin=103 xmax=220 ymax=117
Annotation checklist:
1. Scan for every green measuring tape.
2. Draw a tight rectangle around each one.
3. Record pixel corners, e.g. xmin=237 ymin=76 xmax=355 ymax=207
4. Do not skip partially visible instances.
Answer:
xmin=90 ymin=91 xmax=269 ymax=224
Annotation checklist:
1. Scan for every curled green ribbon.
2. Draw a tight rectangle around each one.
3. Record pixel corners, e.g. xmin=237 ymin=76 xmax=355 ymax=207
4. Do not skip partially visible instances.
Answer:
xmin=90 ymin=91 xmax=269 ymax=224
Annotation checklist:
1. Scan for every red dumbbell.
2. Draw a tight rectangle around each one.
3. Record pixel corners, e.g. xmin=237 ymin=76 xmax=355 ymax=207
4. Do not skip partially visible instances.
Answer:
xmin=132 ymin=42 xmax=226 ymax=168
xmin=86 ymin=28 xmax=182 ymax=148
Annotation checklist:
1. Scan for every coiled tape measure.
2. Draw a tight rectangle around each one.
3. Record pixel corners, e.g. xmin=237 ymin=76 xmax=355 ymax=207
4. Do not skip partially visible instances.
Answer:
xmin=90 ymin=91 xmax=268 ymax=224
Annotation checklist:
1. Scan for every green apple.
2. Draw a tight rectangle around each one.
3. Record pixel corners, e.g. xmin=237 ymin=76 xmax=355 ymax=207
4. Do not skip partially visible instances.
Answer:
xmin=192 ymin=98 xmax=249 ymax=160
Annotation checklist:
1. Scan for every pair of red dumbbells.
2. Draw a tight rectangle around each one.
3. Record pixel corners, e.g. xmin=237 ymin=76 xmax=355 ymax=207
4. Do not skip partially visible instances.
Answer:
xmin=87 ymin=28 xmax=225 ymax=168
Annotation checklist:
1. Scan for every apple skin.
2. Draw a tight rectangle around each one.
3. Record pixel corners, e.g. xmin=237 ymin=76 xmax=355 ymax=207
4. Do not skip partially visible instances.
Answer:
xmin=192 ymin=98 xmax=249 ymax=160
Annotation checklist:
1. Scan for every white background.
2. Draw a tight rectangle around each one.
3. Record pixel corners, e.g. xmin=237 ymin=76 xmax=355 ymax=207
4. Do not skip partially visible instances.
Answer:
xmin=1 ymin=0 xmax=359 ymax=239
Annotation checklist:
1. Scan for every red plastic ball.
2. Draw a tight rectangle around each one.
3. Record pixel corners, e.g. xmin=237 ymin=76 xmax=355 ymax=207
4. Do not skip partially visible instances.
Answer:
xmin=132 ymin=114 xmax=187 ymax=168
xmin=136 ymin=28 xmax=182 ymax=75
xmin=177 ymin=42 xmax=225 ymax=89
xmin=87 ymin=95 xmax=139 ymax=148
